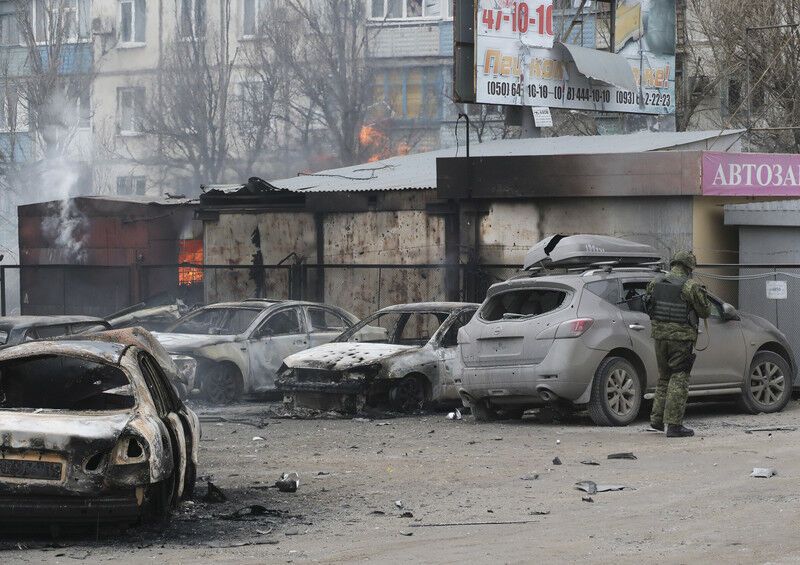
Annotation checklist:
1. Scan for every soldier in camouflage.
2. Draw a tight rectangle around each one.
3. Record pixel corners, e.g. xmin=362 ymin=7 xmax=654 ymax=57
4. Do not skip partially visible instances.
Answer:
xmin=645 ymin=251 xmax=710 ymax=438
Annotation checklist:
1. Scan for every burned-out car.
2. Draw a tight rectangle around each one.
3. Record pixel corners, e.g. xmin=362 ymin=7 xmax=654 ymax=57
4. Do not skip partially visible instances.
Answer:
xmin=154 ymin=300 xmax=359 ymax=404
xmin=276 ymin=302 xmax=479 ymax=412
xmin=0 ymin=315 xmax=112 ymax=347
xmin=0 ymin=330 xmax=200 ymax=523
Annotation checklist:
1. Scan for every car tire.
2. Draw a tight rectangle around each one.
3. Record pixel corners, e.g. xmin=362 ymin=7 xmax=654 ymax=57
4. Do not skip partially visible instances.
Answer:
xmin=149 ymin=476 xmax=175 ymax=520
xmin=183 ymin=460 xmax=197 ymax=499
xmin=738 ymin=351 xmax=793 ymax=414
xmin=388 ymin=375 xmax=428 ymax=412
xmin=470 ymin=399 xmax=498 ymax=422
xmin=588 ymin=356 xmax=642 ymax=426
xmin=201 ymin=364 xmax=241 ymax=405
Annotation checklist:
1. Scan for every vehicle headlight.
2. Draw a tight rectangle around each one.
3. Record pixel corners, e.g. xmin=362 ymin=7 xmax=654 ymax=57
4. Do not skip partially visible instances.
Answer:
xmin=171 ymin=355 xmax=197 ymax=388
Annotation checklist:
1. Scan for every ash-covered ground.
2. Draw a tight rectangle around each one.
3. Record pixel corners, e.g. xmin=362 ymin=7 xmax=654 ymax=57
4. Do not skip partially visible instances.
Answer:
xmin=4 ymin=400 xmax=800 ymax=563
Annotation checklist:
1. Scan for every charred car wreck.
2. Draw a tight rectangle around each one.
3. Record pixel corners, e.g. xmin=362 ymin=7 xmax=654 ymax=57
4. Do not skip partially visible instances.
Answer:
xmin=0 ymin=329 xmax=200 ymax=523
xmin=276 ymin=303 xmax=479 ymax=412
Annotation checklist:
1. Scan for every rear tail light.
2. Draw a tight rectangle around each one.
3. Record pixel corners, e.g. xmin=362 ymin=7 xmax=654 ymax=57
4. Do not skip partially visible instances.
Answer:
xmin=555 ymin=318 xmax=594 ymax=338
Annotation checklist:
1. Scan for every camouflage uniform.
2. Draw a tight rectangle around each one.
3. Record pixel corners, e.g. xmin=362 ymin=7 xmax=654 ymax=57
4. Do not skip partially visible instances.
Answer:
xmin=646 ymin=252 xmax=710 ymax=427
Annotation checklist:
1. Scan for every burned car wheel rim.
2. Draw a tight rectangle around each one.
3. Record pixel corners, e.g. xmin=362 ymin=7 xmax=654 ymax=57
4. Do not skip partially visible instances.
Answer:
xmin=749 ymin=361 xmax=785 ymax=407
xmin=605 ymin=368 xmax=636 ymax=417
xmin=389 ymin=377 xmax=425 ymax=412
xmin=204 ymin=369 xmax=239 ymax=404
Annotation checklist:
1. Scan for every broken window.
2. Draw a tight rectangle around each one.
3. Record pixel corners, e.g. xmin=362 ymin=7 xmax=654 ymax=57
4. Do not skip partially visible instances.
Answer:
xmin=117 ymin=87 xmax=145 ymax=134
xmin=31 ymin=0 xmax=90 ymax=43
xmin=339 ymin=310 xmax=449 ymax=345
xmin=307 ymin=308 xmax=349 ymax=333
xmin=24 ymin=324 xmax=69 ymax=340
xmin=0 ymin=354 xmax=134 ymax=410
xmin=242 ymin=0 xmax=266 ymax=37
xmin=481 ymin=288 xmax=568 ymax=321
xmin=256 ymin=309 xmax=302 ymax=337
xmin=170 ymin=307 xmax=260 ymax=335
xmin=440 ymin=309 xmax=476 ymax=348
xmin=120 ymin=0 xmax=146 ymax=43
xmin=584 ymin=280 xmax=621 ymax=305
xmin=620 ymin=281 xmax=650 ymax=312
xmin=0 ymin=330 xmax=7 ymax=345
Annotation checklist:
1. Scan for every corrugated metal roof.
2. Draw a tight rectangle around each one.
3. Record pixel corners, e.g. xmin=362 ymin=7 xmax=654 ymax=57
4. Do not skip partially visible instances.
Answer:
xmin=75 ymin=194 xmax=197 ymax=206
xmin=725 ymin=200 xmax=800 ymax=212
xmin=725 ymin=199 xmax=800 ymax=227
xmin=270 ymin=130 xmax=745 ymax=193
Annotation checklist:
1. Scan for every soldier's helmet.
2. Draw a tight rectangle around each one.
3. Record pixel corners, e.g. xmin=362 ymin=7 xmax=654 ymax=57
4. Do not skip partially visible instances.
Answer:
xmin=670 ymin=250 xmax=697 ymax=271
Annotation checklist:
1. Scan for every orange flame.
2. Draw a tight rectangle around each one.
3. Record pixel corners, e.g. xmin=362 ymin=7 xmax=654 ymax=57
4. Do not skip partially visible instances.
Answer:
xmin=178 ymin=239 xmax=203 ymax=286
xmin=360 ymin=124 xmax=409 ymax=163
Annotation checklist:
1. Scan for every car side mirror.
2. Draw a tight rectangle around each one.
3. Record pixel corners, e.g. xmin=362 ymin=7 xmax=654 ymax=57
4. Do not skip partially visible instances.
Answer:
xmin=721 ymin=303 xmax=740 ymax=321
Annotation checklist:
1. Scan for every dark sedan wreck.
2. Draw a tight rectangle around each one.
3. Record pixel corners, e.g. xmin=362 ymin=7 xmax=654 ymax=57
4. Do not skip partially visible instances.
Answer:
xmin=0 ymin=332 xmax=200 ymax=523
xmin=276 ymin=303 xmax=479 ymax=412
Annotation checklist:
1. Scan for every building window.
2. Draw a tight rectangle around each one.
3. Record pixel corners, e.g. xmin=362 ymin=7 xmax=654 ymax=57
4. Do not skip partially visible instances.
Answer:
xmin=371 ymin=0 xmax=442 ymax=19
xmin=116 ymin=176 xmax=146 ymax=195
xmin=31 ymin=0 xmax=91 ymax=43
xmin=242 ymin=0 xmax=265 ymax=37
xmin=0 ymin=87 xmax=28 ymax=133
xmin=117 ymin=87 xmax=145 ymax=134
xmin=373 ymin=67 xmax=442 ymax=121
xmin=77 ymin=90 xmax=90 ymax=128
xmin=120 ymin=0 xmax=146 ymax=44
xmin=0 ymin=10 xmax=20 ymax=46
xmin=179 ymin=0 xmax=206 ymax=39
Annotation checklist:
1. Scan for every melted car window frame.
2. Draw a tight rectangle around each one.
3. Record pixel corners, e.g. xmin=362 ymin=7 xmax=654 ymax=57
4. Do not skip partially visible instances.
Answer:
xmin=169 ymin=306 xmax=261 ymax=335
xmin=0 ymin=354 xmax=135 ymax=411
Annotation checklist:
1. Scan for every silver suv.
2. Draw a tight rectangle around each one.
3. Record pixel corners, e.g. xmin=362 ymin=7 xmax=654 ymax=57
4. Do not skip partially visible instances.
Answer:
xmin=456 ymin=235 xmax=796 ymax=426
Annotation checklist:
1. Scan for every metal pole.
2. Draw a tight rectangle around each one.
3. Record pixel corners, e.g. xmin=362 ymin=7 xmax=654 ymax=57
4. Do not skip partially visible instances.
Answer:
xmin=609 ymin=0 xmax=616 ymax=53
xmin=0 ymin=266 xmax=5 ymax=316
xmin=745 ymin=27 xmax=751 ymax=136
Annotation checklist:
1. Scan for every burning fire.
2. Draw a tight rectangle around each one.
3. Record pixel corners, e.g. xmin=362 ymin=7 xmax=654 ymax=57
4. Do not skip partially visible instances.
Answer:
xmin=178 ymin=239 xmax=203 ymax=286
xmin=359 ymin=124 xmax=410 ymax=163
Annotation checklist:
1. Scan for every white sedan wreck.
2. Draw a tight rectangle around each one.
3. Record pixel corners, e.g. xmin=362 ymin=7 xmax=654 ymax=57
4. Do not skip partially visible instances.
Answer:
xmin=276 ymin=302 xmax=479 ymax=412
xmin=0 ymin=331 xmax=200 ymax=523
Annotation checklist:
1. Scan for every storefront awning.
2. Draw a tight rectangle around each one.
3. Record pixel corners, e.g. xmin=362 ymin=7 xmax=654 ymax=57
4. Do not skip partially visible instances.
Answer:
xmin=557 ymin=42 xmax=637 ymax=91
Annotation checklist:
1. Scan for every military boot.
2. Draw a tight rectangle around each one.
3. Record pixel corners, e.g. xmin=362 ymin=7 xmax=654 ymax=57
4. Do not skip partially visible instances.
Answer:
xmin=666 ymin=424 xmax=694 ymax=438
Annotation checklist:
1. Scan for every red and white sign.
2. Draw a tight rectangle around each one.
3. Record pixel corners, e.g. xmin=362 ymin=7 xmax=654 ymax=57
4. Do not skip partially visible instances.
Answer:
xmin=703 ymin=151 xmax=800 ymax=196
xmin=477 ymin=0 xmax=555 ymax=47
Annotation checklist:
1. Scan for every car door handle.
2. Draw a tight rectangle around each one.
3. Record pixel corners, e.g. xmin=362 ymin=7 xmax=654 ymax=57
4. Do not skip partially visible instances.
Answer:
xmin=629 ymin=324 xmax=646 ymax=331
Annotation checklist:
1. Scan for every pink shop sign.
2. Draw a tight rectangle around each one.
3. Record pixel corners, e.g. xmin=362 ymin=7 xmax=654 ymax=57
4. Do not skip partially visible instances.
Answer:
xmin=702 ymin=151 xmax=800 ymax=196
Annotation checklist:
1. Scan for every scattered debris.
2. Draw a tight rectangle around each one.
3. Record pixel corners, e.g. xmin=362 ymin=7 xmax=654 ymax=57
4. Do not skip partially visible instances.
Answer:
xmin=556 ymin=439 xmax=561 ymax=445
xmin=529 ymin=510 xmax=550 ymax=516
xmin=400 ymin=511 xmax=414 ymax=518
xmin=575 ymin=481 xmax=628 ymax=494
xmin=580 ymin=460 xmax=600 ymax=466
xmin=198 ymin=415 xmax=269 ymax=428
xmin=285 ymin=527 xmax=307 ymax=536
xmin=218 ymin=505 xmax=270 ymax=521
xmin=751 ymin=468 xmax=777 ymax=478
xmin=252 ymin=436 xmax=265 ymax=441
xmin=447 ymin=408 xmax=463 ymax=420
xmin=202 ymin=481 xmax=227 ymax=503
xmin=399 ymin=530 xmax=414 ymax=536
xmin=520 ymin=473 xmax=539 ymax=481
xmin=582 ymin=496 xmax=594 ymax=503
xmin=275 ymin=472 xmax=300 ymax=493
xmin=256 ymin=528 xmax=274 ymax=536
xmin=608 ymin=452 xmax=637 ymax=460
xmin=744 ymin=427 xmax=797 ymax=434
xmin=206 ymin=540 xmax=279 ymax=548
xmin=395 ymin=500 xmax=404 ymax=509
xmin=370 ymin=510 xmax=386 ymax=515
xmin=353 ymin=417 xmax=371 ymax=423
xmin=409 ymin=520 xmax=539 ymax=528
xmin=317 ymin=471 xmax=331 ymax=476
xmin=552 ymin=457 xmax=562 ymax=465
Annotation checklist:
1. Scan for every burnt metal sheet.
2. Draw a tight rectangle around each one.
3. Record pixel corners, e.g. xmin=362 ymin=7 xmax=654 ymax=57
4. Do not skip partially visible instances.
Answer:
xmin=557 ymin=42 xmax=637 ymax=92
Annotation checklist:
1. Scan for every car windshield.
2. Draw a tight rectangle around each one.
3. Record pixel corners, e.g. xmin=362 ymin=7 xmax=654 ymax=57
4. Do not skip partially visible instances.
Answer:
xmin=0 ymin=354 xmax=135 ymax=411
xmin=169 ymin=307 xmax=261 ymax=335
xmin=336 ymin=310 xmax=450 ymax=345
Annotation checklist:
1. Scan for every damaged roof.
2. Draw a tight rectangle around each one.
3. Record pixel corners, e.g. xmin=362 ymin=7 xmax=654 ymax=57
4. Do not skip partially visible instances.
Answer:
xmin=269 ymin=130 xmax=745 ymax=193
xmin=0 ymin=340 xmax=127 ymax=365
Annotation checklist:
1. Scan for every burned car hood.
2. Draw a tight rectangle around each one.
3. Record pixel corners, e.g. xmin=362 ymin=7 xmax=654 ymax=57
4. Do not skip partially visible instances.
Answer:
xmin=152 ymin=332 xmax=238 ymax=354
xmin=0 ymin=411 xmax=133 ymax=451
xmin=283 ymin=342 xmax=416 ymax=371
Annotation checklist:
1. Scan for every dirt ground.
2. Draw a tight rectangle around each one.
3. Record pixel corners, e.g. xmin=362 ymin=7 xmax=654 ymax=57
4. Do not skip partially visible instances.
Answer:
xmin=4 ymin=399 xmax=800 ymax=564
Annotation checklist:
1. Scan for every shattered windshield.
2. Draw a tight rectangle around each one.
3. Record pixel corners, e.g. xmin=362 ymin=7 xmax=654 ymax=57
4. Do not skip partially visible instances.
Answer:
xmin=169 ymin=307 xmax=261 ymax=335
xmin=0 ymin=354 xmax=135 ymax=411
xmin=336 ymin=311 xmax=450 ymax=346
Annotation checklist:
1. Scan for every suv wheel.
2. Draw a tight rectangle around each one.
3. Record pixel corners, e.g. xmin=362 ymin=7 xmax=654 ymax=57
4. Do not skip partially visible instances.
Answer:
xmin=738 ymin=351 xmax=792 ymax=414
xmin=388 ymin=375 xmax=427 ymax=412
xmin=588 ymin=356 xmax=642 ymax=426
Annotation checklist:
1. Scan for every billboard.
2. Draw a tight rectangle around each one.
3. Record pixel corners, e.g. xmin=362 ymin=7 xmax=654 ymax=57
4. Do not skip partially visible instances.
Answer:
xmin=474 ymin=0 xmax=676 ymax=115
xmin=702 ymin=152 xmax=800 ymax=197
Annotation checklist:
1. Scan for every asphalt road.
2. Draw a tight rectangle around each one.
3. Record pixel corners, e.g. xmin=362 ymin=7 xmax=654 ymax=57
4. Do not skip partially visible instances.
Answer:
xmin=5 ymin=399 xmax=800 ymax=564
